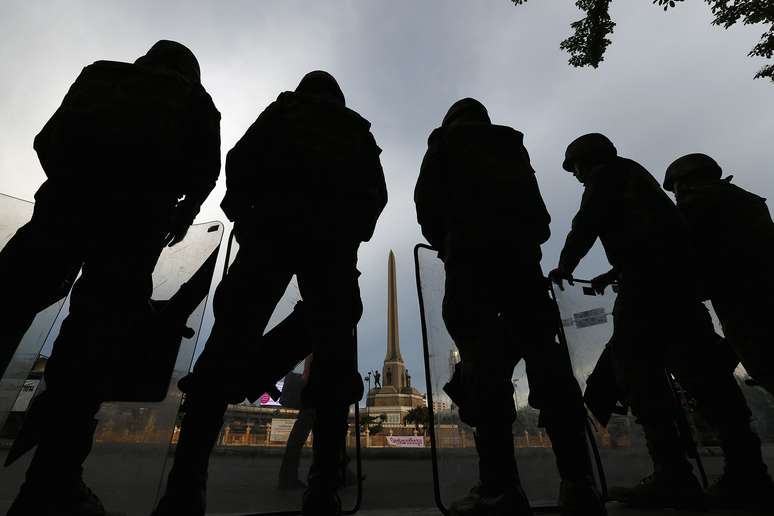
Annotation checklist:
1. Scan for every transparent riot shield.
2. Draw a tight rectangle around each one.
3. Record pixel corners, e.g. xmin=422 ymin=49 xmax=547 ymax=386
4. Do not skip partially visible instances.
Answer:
xmin=157 ymin=230 xmax=362 ymax=516
xmin=0 ymin=194 xmax=70 ymax=431
xmin=704 ymin=302 xmax=774 ymax=470
xmin=414 ymin=244 xmax=600 ymax=511
xmin=550 ymin=279 xmax=726 ymax=492
xmin=0 ymin=221 xmax=224 ymax=516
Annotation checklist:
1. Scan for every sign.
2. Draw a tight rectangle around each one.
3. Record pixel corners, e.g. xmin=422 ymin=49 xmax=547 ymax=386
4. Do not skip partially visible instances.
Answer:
xmin=573 ymin=307 xmax=608 ymax=328
xmin=269 ymin=417 xmax=296 ymax=443
xmin=257 ymin=379 xmax=284 ymax=407
xmin=11 ymin=380 xmax=40 ymax=412
xmin=386 ymin=435 xmax=425 ymax=448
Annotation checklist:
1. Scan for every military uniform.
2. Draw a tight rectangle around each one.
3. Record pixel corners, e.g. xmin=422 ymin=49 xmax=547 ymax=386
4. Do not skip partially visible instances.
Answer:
xmin=663 ymin=154 xmax=774 ymax=509
xmin=665 ymin=155 xmax=774 ymax=397
xmin=1 ymin=41 xmax=220 ymax=516
xmin=555 ymin=135 xmax=767 ymax=510
xmin=153 ymin=71 xmax=386 ymax=516
xmin=415 ymin=99 xmax=604 ymax=516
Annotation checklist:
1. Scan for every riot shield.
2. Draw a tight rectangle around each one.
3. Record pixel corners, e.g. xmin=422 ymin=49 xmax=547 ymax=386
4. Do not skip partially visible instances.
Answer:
xmin=158 ymin=230 xmax=362 ymax=516
xmin=0 ymin=221 xmax=224 ymax=516
xmin=0 ymin=193 xmax=69 ymax=431
xmin=550 ymin=279 xmax=726 ymax=491
xmin=703 ymin=302 xmax=774 ymax=466
xmin=414 ymin=244 xmax=599 ymax=511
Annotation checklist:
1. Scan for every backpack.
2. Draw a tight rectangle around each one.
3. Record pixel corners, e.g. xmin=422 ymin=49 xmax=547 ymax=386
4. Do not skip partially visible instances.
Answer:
xmin=443 ymin=124 xmax=549 ymax=246
xmin=34 ymin=60 xmax=195 ymax=185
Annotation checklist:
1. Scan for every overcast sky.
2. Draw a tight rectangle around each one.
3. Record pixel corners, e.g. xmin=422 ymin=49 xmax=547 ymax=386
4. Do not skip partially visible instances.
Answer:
xmin=2 ymin=1 xmax=773 ymax=394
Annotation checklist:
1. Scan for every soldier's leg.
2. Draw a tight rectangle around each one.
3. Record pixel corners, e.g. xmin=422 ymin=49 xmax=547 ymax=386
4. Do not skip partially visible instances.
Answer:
xmin=43 ymin=215 xmax=166 ymax=396
xmin=11 ymin=209 xmax=165 ymax=516
xmin=441 ymin=255 xmax=532 ymax=516
xmin=668 ymin=303 xmax=772 ymax=509
xmin=509 ymin=267 xmax=605 ymax=516
xmin=151 ymin=396 xmax=228 ymax=516
xmin=0 ymin=202 xmax=82 ymax=378
xmin=514 ymin=278 xmax=588 ymax=480
xmin=155 ymin=239 xmax=294 ymax=516
xmin=7 ymin=398 xmax=109 ymax=516
xmin=295 ymin=242 xmax=362 ymax=515
xmin=278 ymin=407 xmax=316 ymax=489
xmin=607 ymin=293 xmax=705 ymax=509
xmin=185 ymin=239 xmax=294 ymax=401
xmin=715 ymin=294 xmax=774 ymax=398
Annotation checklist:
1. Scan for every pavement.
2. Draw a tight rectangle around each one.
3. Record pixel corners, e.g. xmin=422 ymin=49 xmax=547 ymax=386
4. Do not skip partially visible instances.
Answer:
xmin=1 ymin=444 xmax=772 ymax=516
xmin=348 ymin=511 xmax=747 ymax=516
xmin=217 ymin=506 xmax=764 ymax=516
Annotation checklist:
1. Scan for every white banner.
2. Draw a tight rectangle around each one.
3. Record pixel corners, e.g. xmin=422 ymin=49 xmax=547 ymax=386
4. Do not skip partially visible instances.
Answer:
xmin=386 ymin=435 xmax=425 ymax=448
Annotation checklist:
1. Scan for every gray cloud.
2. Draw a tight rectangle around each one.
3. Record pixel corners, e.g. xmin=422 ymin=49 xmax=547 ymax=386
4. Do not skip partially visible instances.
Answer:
xmin=2 ymin=1 xmax=772 ymax=393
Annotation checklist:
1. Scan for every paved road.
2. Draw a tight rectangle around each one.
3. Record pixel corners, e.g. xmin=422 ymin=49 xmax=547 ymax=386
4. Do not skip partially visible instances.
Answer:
xmin=1 ymin=445 xmax=772 ymax=515
xmin=302 ymin=506 xmax=764 ymax=516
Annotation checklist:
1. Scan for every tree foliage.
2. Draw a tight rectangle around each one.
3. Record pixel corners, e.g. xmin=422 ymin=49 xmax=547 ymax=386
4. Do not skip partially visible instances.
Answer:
xmin=403 ymin=406 xmax=430 ymax=435
xmin=359 ymin=413 xmax=386 ymax=435
xmin=512 ymin=0 xmax=774 ymax=82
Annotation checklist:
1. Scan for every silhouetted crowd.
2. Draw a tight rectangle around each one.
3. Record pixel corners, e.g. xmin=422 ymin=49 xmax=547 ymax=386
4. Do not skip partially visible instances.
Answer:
xmin=0 ymin=40 xmax=772 ymax=516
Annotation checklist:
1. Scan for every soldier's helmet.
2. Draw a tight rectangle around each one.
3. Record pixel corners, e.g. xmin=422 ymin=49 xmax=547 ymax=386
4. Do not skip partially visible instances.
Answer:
xmin=134 ymin=40 xmax=201 ymax=84
xmin=296 ymin=70 xmax=346 ymax=107
xmin=663 ymin=153 xmax=722 ymax=192
xmin=562 ymin=133 xmax=617 ymax=172
xmin=442 ymin=98 xmax=491 ymax=127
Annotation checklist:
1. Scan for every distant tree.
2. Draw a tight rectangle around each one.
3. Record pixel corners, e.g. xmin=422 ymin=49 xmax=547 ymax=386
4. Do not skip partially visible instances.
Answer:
xmin=404 ymin=406 xmax=430 ymax=435
xmin=359 ymin=414 xmax=386 ymax=435
xmin=512 ymin=0 xmax=774 ymax=82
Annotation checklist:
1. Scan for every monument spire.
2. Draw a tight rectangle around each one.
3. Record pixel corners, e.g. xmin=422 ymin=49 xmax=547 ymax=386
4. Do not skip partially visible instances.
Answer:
xmin=383 ymin=250 xmax=406 ymax=390
xmin=366 ymin=250 xmax=426 ymax=416
xmin=386 ymin=250 xmax=403 ymax=363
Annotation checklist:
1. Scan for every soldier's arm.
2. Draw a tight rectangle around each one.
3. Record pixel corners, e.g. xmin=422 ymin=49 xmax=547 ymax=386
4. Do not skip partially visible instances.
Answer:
xmin=221 ymin=100 xmax=282 ymax=221
xmin=414 ymin=136 xmax=447 ymax=250
xmin=520 ymin=148 xmax=552 ymax=244
xmin=180 ymin=89 xmax=222 ymax=219
xmin=357 ymin=132 xmax=388 ymax=242
xmin=529 ymin=175 xmax=552 ymax=244
xmin=558 ymin=180 xmax=611 ymax=274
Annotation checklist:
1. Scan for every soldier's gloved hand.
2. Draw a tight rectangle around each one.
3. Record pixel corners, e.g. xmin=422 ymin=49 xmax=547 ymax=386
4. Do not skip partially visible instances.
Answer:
xmin=164 ymin=203 xmax=197 ymax=247
xmin=548 ymin=267 xmax=574 ymax=291
xmin=590 ymin=271 xmax=616 ymax=294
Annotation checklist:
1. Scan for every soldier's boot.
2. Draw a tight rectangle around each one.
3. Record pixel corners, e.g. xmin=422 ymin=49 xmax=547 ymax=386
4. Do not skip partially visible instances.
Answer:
xmin=151 ymin=397 xmax=227 ymax=516
xmin=545 ymin=425 xmax=607 ymax=516
xmin=278 ymin=460 xmax=308 ymax=491
xmin=448 ymin=425 xmax=533 ymax=516
xmin=301 ymin=406 xmax=350 ymax=516
xmin=608 ymin=422 xmax=706 ymax=511
xmin=705 ymin=423 xmax=774 ymax=512
xmin=7 ymin=407 xmax=124 ymax=516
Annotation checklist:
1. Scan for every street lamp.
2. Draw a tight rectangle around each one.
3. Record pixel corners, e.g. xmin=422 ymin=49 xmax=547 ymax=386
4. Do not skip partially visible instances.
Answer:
xmin=363 ymin=372 xmax=372 ymax=420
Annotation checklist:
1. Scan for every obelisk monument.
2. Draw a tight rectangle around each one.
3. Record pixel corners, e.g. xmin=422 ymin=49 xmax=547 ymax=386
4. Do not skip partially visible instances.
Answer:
xmin=366 ymin=251 xmax=425 ymax=418
xmin=383 ymin=250 xmax=407 ymax=390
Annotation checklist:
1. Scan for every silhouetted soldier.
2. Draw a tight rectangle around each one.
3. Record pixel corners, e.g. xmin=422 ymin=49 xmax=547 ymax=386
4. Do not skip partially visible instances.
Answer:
xmin=551 ymin=134 xmax=769 ymax=510
xmin=415 ymin=99 xmax=606 ymax=516
xmin=152 ymin=71 xmax=386 ymax=516
xmin=663 ymin=153 xmax=774 ymax=508
xmin=0 ymin=40 xmax=220 ymax=516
